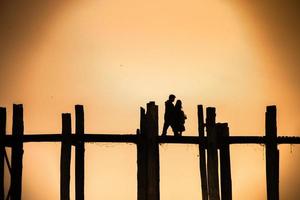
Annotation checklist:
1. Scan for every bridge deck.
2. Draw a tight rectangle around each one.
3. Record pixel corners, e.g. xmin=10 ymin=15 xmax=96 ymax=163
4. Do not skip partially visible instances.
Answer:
xmin=1 ymin=134 xmax=300 ymax=146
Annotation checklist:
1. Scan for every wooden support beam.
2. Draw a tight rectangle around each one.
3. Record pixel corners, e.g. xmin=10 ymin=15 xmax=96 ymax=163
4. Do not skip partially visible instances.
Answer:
xmin=60 ymin=113 xmax=72 ymax=200
xmin=137 ymin=102 xmax=160 ymax=200
xmin=137 ymin=107 xmax=147 ymax=200
xmin=265 ymin=106 xmax=279 ymax=200
xmin=206 ymin=107 xmax=220 ymax=200
xmin=75 ymin=105 xmax=85 ymax=200
xmin=1 ymin=134 xmax=300 ymax=145
xmin=145 ymin=102 xmax=160 ymax=200
xmin=219 ymin=123 xmax=232 ymax=200
xmin=0 ymin=108 xmax=6 ymax=200
xmin=11 ymin=104 xmax=24 ymax=200
xmin=0 ymin=134 xmax=138 ymax=145
xmin=197 ymin=105 xmax=208 ymax=200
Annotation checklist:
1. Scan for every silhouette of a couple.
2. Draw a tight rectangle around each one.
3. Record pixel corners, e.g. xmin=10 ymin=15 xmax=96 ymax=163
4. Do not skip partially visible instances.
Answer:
xmin=161 ymin=94 xmax=187 ymax=136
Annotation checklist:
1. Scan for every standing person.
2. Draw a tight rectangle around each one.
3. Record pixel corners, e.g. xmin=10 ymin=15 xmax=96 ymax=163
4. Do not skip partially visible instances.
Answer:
xmin=161 ymin=94 xmax=176 ymax=136
xmin=173 ymin=100 xmax=187 ymax=136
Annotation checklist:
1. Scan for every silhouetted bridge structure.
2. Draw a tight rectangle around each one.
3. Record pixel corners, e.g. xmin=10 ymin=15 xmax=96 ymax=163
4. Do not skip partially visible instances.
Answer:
xmin=1 ymin=102 xmax=300 ymax=200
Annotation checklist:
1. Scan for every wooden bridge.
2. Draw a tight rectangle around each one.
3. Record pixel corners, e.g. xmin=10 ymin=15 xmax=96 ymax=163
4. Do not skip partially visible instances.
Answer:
xmin=1 ymin=102 xmax=300 ymax=200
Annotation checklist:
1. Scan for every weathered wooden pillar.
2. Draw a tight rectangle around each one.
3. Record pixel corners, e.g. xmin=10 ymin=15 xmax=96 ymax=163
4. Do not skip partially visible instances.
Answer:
xmin=75 ymin=105 xmax=85 ymax=200
xmin=145 ymin=102 xmax=159 ymax=200
xmin=137 ymin=102 xmax=159 ymax=200
xmin=60 ymin=113 xmax=72 ymax=200
xmin=218 ymin=123 xmax=232 ymax=200
xmin=197 ymin=105 xmax=208 ymax=200
xmin=0 ymin=107 xmax=6 ymax=200
xmin=265 ymin=106 xmax=279 ymax=200
xmin=206 ymin=107 xmax=220 ymax=200
xmin=137 ymin=107 xmax=147 ymax=200
xmin=11 ymin=104 xmax=24 ymax=200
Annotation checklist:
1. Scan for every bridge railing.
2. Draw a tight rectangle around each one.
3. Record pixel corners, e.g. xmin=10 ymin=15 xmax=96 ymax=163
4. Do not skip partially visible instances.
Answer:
xmin=0 ymin=102 xmax=299 ymax=200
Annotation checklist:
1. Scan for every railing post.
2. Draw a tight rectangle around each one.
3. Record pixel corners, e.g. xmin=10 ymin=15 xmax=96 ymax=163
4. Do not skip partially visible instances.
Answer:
xmin=137 ymin=107 xmax=147 ymax=200
xmin=219 ymin=123 xmax=232 ymax=200
xmin=11 ymin=104 xmax=24 ymax=200
xmin=197 ymin=105 xmax=208 ymax=200
xmin=145 ymin=102 xmax=159 ymax=200
xmin=75 ymin=105 xmax=85 ymax=200
xmin=265 ymin=106 xmax=279 ymax=200
xmin=137 ymin=102 xmax=159 ymax=200
xmin=0 ymin=107 xmax=6 ymax=200
xmin=60 ymin=113 xmax=72 ymax=200
xmin=206 ymin=107 xmax=220 ymax=200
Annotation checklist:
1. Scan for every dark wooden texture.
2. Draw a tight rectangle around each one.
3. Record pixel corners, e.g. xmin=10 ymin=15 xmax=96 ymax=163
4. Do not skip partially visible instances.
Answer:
xmin=75 ymin=105 xmax=85 ymax=200
xmin=219 ymin=123 xmax=232 ymax=200
xmin=60 ymin=113 xmax=72 ymax=200
xmin=206 ymin=107 xmax=220 ymax=200
xmin=0 ymin=108 xmax=6 ymax=200
xmin=265 ymin=106 xmax=279 ymax=200
xmin=137 ymin=107 xmax=147 ymax=200
xmin=197 ymin=105 xmax=208 ymax=200
xmin=11 ymin=104 xmax=24 ymax=200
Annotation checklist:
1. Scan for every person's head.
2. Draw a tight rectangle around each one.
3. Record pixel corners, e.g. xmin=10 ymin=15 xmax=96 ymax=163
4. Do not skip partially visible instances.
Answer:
xmin=168 ymin=94 xmax=176 ymax=102
xmin=175 ymin=100 xmax=182 ymax=109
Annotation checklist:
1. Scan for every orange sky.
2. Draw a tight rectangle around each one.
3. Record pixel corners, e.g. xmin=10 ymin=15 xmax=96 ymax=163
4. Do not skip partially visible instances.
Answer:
xmin=1 ymin=1 xmax=300 ymax=199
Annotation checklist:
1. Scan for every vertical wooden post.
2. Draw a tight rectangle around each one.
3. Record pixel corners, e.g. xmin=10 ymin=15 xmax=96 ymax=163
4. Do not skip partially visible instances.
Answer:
xmin=75 ymin=105 xmax=85 ymax=200
xmin=197 ymin=105 xmax=208 ymax=200
xmin=60 ymin=113 xmax=72 ymax=200
xmin=265 ymin=106 xmax=279 ymax=200
xmin=206 ymin=107 xmax=220 ymax=200
xmin=145 ymin=102 xmax=159 ymax=200
xmin=219 ymin=123 xmax=232 ymax=200
xmin=137 ymin=107 xmax=147 ymax=200
xmin=0 ymin=108 xmax=6 ymax=200
xmin=11 ymin=104 xmax=24 ymax=200
xmin=137 ymin=102 xmax=159 ymax=200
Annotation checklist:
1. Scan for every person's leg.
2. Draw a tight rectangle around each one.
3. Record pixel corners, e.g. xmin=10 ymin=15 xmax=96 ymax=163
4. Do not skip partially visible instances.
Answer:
xmin=162 ymin=122 xmax=169 ymax=136
xmin=171 ymin=123 xmax=179 ymax=136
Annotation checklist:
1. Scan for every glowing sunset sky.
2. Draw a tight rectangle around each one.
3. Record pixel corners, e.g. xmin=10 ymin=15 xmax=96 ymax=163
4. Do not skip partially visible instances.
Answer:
xmin=0 ymin=1 xmax=300 ymax=199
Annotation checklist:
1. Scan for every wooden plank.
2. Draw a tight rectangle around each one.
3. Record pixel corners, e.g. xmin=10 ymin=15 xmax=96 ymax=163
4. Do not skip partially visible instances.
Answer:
xmin=0 ymin=134 xmax=270 ymax=145
xmin=75 ymin=105 xmax=84 ymax=200
xmin=277 ymin=136 xmax=300 ymax=144
xmin=206 ymin=107 xmax=220 ymax=200
xmin=219 ymin=123 xmax=232 ymax=200
xmin=14 ymin=134 xmax=137 ymax=144
xmin=11 ymin=104 xmax=24 ymax=200
xmin=158 ymin=136 xmax=206 ymax=144
xmin=226 ymin=136 xmax=265 ymax=144
xmin=60 ymin=113 xmax=72 ymax=200
xmin=0 ymin=107 xmax=6 ymax=200
xmin=265 ymin=106 xmax=279 ymax=200
xmin=2 ymin=134 xmax=300 ymax=145
xmin=137 ymin=107 xmax=147 ymax=200
xmin=146 ymin=102 xmax=160 ymax=200
xmin=197 ymin=105 xmax=208 ymax=200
